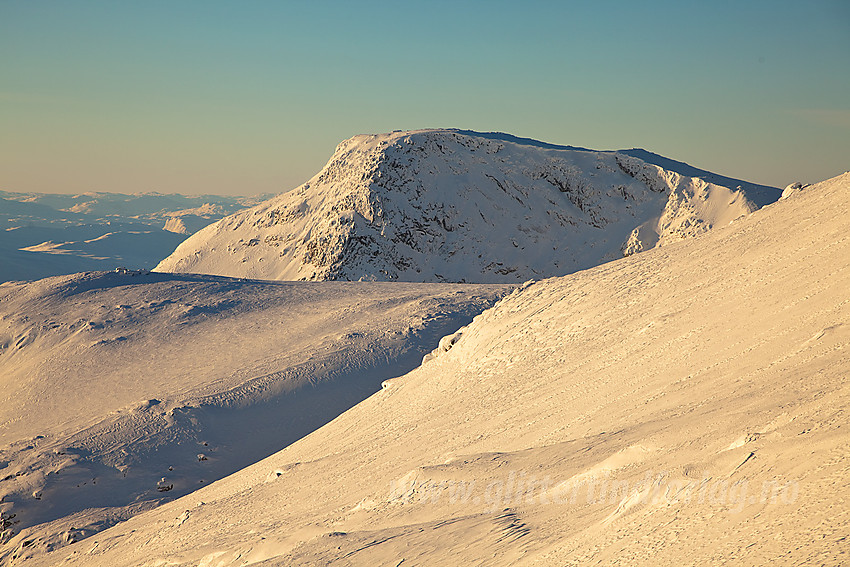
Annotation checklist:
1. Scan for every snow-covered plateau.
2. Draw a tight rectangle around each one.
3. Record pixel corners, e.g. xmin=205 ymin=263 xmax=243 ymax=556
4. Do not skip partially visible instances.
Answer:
xmin=156 ymin=129 xmax=781 ymax=282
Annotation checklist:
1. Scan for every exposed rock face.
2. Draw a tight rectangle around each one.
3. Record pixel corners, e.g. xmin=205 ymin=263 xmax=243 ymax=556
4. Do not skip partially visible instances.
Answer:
xmin=156 ymin=129 xmax=780 ymax=282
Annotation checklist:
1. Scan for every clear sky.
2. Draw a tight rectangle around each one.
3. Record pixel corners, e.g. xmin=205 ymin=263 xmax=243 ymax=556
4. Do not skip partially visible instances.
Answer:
xmin=2 ymin=0 xmax=848 ymax=195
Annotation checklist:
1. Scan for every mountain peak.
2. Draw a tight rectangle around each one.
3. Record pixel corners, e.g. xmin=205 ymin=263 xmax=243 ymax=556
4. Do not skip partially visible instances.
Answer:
xmin=156 ymin=130 xmax=780 ymax=282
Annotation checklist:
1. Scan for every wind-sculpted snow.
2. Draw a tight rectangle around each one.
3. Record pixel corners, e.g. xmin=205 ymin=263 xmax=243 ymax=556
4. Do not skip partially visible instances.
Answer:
xmin=156 ymin=129 xmax=780 ymax=282
xmin=0 ymin=271 xmax=508 ymax=561
xmin=28 ymin=172 xmax=848 ymax=567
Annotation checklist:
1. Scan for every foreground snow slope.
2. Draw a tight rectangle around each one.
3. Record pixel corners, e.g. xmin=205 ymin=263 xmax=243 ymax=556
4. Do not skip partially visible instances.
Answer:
xmin=0 ymin=273 xmax=508 ymax=561
xmin=156 ymin=129 xmax=779 ymax=282
xmin=29 ymin=172 xmax=849 ymax=566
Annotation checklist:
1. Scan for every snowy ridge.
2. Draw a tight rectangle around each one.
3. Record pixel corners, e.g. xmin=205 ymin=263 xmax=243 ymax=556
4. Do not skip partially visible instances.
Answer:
xmin=156 ymin=129 xmax=780 ymax=282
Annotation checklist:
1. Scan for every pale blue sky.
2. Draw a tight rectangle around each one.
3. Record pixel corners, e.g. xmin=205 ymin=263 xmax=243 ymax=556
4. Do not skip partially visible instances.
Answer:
xmin=1 ymin=0 xmax=848 ymax=195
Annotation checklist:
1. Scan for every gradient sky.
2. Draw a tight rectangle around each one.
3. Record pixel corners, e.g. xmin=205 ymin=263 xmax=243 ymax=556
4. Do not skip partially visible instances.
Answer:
xmin=2 ymin=1 xmax=848 ymax=195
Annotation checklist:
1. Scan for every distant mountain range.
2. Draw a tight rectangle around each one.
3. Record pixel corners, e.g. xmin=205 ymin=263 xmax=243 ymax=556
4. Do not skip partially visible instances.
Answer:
xmin=0 ymin=192 xmax=270 ymax=282
xmin=156 ymin=129 xmax=781 ymax=283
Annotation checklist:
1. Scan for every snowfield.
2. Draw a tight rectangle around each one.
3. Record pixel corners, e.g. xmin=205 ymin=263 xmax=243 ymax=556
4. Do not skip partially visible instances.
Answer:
xmin=156 ymin=129 xmax=780 ymax=282
xmin=5 ymin=170 xmax=846 ymax=566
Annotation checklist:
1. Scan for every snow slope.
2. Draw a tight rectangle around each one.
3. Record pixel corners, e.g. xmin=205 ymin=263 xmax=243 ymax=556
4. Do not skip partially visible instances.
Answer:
xmin=0 ymin=192 xmax=268 ymax=283
xmin=156 ymin=129 xmax=780 ymax=282
xmin=28 ymin=171 xmax=849 ymax=566
xmin=0 ymin=272 xmax=508 ymax=561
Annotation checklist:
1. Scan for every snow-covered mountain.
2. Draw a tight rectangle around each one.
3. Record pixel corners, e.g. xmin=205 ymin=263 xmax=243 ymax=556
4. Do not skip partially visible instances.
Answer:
xmin=156 ymin=129 xmax=780 ymax=282
xmin=17 ymin=172 xmax=846 ymax=566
